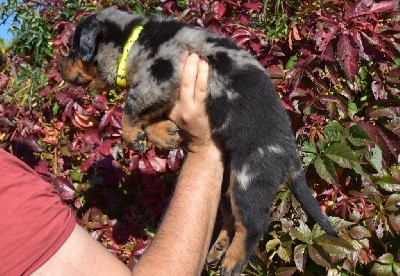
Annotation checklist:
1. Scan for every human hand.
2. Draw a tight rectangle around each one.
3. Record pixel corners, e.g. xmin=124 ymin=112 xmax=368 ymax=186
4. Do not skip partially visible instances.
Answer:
xmin=169 ymin=53 xmax=217 ymax=154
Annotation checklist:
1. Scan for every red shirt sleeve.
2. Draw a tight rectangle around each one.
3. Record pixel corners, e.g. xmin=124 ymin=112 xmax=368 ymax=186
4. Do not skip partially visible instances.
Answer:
xmin=0 ymin=149 xmax=76 ymax=275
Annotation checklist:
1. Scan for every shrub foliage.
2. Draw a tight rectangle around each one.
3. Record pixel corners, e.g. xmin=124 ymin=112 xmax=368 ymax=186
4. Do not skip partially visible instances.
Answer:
xmin=0 ymin=0 xmax=399 ymax=275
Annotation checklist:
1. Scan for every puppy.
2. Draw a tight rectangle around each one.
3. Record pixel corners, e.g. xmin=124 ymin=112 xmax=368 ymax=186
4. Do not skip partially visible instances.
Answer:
xmin=60 ymin=8 xmax=338 ymax=275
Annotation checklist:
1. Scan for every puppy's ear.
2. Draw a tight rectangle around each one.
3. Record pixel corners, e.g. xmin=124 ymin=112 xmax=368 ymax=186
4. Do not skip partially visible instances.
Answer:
xmin=79 ymin=18 xmax=103 ymax=61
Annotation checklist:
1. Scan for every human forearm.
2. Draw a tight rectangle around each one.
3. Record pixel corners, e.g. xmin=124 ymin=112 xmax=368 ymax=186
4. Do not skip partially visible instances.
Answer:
xmin=132 ymin=145 xmax=224 ymax=275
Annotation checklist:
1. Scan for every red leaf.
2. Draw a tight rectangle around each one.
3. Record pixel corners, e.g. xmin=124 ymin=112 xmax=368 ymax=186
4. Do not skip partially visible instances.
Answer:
xmin=167 ymin=148 xmax=184 ymax=172
xmin=237 ymin=12 xmax=250 ymax=25
xmin=131 ymin=238 xmax=150 ymax=257
xmin=231 ymin=28 xmax=252 ymax=38
xmin=347 ymin=0 xmax=398 ymax=19
xmin=234 ymin=36 xmax=251 ymax=47
xmin=129 ymin=154 xmax=140 ymax=171
xmin=98 ymin=140 xmax=113 ymax=156
xmin=82 ymin=129 xmax=101 ymax=146
xmin=337 ymin=32 xmax=359 ymax=82
xmin=50 ymin=21 xmax=76 ymax=49
xmin=38 ymin=85 xmax=52 ymax=97
xmin=360 ymin=31 xmax=395 ymax=61
xmin=53 ymin=176 xmax=76 ymax=201
xmin=14 ymin=136 xmax=43 ymax=152
xmin=146 ymin=148 xmax=167 ymax=173
xmin=99 ymin=107 xmax=122 ymax=130
xmin=34 ymin=160 xmax=50 ymax=176
xmin=224 ymin=0 xmax=239 ymax=5
xmin=359 ymin=122 xmax=400 ymax=162
xmin=73 ymin=110 xmax=97 ymax=128
xmin=315 ymin=20 xmax=339 ymax=52
xmin=80 ymin=155 xmax=96 ymax=172
xmin=213 ymin=2 xmax=226 ymax=20
xmin=92 ymin=95 xmax=108 ymax=110
xmin=243 ymin=2 xmax=261 ymax=11
xmin=0 ymin=73 xmax=10 ymax=90
xmin=371 ymin=80 xmax=385 ymax=100
xmin=249 ymin=38 xmax=261 ymax=52
xmin=139 ymin=156 xmax=157 ymax=175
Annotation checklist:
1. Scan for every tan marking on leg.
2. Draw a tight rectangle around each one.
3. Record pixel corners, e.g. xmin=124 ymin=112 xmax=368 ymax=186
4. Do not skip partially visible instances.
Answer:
xmin=206 ymin=208 xmax=234 ymax=266
xmin=144 ymin=120 xmax=181 ymax=150
xmin=220 ymin=170 xmax=247 ymax=275
xmin=220 ymin=220 xmax=247 ymax=275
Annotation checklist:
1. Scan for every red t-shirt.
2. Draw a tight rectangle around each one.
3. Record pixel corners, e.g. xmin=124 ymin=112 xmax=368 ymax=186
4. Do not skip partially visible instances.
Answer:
xmin=0 ymin=149 xmax=76 ymax=275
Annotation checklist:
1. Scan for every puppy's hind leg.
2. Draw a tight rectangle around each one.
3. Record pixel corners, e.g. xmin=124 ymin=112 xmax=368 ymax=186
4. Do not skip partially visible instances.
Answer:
xmin=220 ymin=173 xmax=275 ymax=276
xmin=206 ymin=193 xmax=235 ymax=268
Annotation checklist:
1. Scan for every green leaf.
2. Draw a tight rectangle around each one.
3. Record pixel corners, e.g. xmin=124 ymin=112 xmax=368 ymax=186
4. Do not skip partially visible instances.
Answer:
xmin=176 ymin=0 xmax=188 ymax=9
xmin=314 ymin=156 xmax=338 ymax=184
xmin=393 ymin=262 xmax=400 ymax=275
xmin=71 ymin=170 xmax=84 ymax=182
xmin=265 ymin=238 xmax=281 ymax=252
xmin=367 ymin=146 xmax=383 ymax=173
xmin=52 ymin=101 xmax=59 ymax=115
xmin=394 ymin=57 xmax=400 ymax=66
xmin=323 ymin=121 xmax=345 ymax=142
xmin=328 ymin=217 xmax=354 ymax=231
xmin=289 ymin=220 xmax=312 ymax=243
xmin=324 ymin=141 xmax=361 ymax=169
xmin=308 ymin=245 xmax=332 ymax=268
xmin=277 ymin=245 xmax=292 ymax=263
xmin=348 ymin=101 xmax=358 ymax=118
xmin=294 ymin=244 xmax=307 ymax=272
xmin=376 ymin=176 xmax=400 ymax=192
xmin=385 ymin=194 xmax=400 ymax=212
xmin=301 ymin=140 xmax=318 ymax=154
xmin=377 ymin=253 xmax=395 ymax=264
xmin=273 ymin=189 xmax=291 ymax=219
xmin=370 ymin=263 xmax=394 ymax=276
xmin=349 ymin=226 xmax=371 ymax=239
xmin=347 ymin=124 xmax=371 ymax=146
xmin=276 ymin=267 xmax=297 ymax=276
xmin=311 ymin=223 xmax=325 ymax=240
xmin=314 ymin=234 xmax=354 ymax=255
xmin=388 ymin=214 xmax=400 ymax=234
xmin=285 ymin=54 xmax=298 ymax=70
xmin=301 ymin=141 xmax=318 ymax=167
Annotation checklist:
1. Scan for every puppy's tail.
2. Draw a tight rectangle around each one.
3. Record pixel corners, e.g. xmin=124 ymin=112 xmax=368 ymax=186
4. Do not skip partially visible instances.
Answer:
xmin=289 ymin=169 xmax=338 ymax=237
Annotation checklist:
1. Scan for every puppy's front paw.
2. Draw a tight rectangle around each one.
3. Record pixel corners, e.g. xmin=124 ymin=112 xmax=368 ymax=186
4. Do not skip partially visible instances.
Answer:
xmin=145 ymin=120 xmax=181 ymax=150
xmin=132 ymin=130 xmax=148 ymax=152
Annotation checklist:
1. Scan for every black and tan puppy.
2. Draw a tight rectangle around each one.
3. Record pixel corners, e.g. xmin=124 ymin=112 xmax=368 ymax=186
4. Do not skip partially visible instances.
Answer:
xmin=60 ymin=8 xmax=337 ymax=275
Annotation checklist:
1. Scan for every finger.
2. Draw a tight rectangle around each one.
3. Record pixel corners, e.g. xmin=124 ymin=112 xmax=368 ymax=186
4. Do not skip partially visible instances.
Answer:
xmin=179 ymin=51 xmax=190 ymax=80
xmin=194 ymin=58 xmax=209 ymax=104
xmin=180 ymin=53 xmax=200 ymax=102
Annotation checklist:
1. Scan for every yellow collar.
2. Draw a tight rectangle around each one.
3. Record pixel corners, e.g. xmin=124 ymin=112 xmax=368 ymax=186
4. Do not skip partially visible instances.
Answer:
xmin=116 ymin=25 xmax=144 ymax=88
